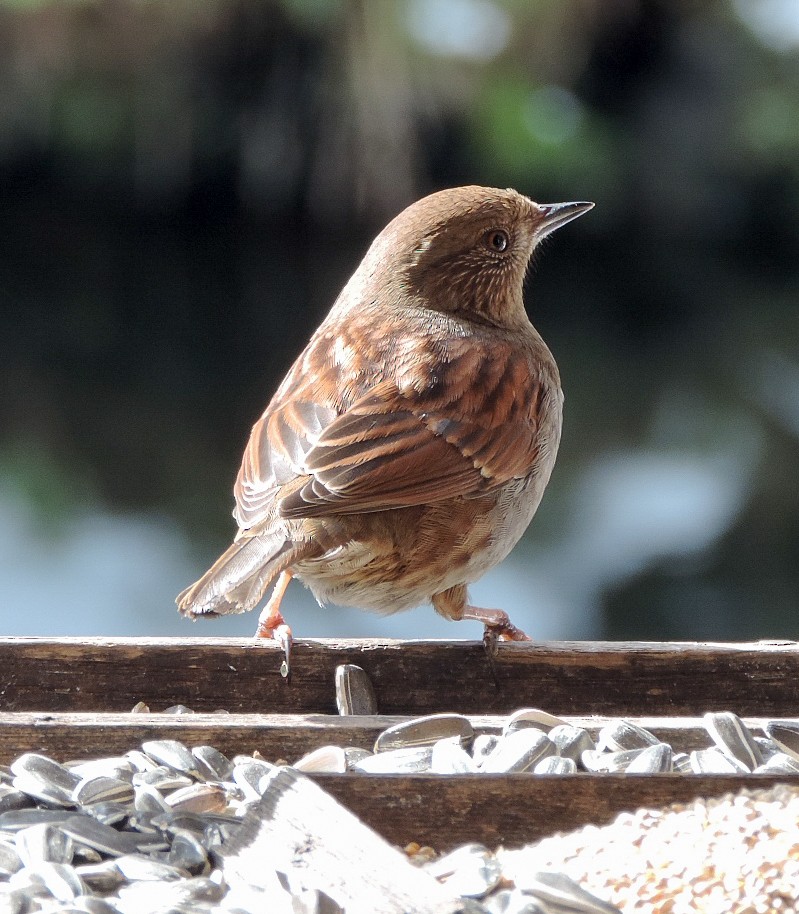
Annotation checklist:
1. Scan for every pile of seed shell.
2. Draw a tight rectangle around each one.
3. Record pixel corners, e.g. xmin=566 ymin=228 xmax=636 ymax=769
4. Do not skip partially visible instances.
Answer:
xmin=303 ymin=671 xmax=799 ymax=775
xmin=0 ymin=739 xmax=624 ymax=914
xmin=3 ymin=658 xmax=799 ymax=914
xmin=500 ymin=782 xmax=799 ymax=913
xmin=1 ymin=740 xmax=248 ymax=914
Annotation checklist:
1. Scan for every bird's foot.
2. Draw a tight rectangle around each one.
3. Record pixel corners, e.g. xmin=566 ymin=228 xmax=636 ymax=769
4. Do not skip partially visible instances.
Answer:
xmin=255 ymin=572 xmax=293 ymax=680
xmin=256 ymin=612 xmax=293 ymax=680
xmin=462 ymin=605 xmax=532 ymax=649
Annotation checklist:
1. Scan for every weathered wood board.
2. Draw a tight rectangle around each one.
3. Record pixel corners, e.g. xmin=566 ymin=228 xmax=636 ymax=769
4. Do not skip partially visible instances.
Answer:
xmin=1 ymin=637 xmax=797 ymax=851
xmin=1 ymin=637 xmax=798 ymax=715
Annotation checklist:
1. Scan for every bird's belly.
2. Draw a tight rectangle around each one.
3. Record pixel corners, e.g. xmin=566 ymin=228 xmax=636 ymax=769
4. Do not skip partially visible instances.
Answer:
xmin=292 ymin=475 xmax=545 ymax=614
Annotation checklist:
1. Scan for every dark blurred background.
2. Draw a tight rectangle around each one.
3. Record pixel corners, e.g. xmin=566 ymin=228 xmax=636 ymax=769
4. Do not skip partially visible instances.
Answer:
xmin=2 ymin=0 xmax=798 ymax=640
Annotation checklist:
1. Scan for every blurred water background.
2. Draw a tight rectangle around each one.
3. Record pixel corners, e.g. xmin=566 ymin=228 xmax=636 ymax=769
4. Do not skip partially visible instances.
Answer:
xmin=1 ymin=0 xmax=798 ymax=640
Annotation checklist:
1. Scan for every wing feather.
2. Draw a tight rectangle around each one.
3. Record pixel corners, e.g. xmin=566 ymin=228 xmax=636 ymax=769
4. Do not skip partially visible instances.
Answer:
xmin=233 ymin=332 xmax=560 ymax=527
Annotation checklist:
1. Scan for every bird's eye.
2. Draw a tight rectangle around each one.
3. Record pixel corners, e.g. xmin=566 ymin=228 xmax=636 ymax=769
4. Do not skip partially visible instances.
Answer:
xmin=484 ymin=229 xmax=509 ymax=253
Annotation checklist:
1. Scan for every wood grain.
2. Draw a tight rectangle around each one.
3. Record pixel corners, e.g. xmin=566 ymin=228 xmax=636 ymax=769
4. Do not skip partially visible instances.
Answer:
xmin=314 ymin=773 xmax=799 ymax=850
xmin=1 ymin=709 xmax=793 ymax=851
xmin=1 ymin=711 xmax=776 ymax=764
xmin=2 ymin=638 xmax=798 ymax=854
xmin=1 ymin=637 xmax=798 ymax=715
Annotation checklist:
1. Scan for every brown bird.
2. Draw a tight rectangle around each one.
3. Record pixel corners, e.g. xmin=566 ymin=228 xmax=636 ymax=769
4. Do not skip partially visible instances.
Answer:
xmin=177 ymin=186 xmax=592 ymax=675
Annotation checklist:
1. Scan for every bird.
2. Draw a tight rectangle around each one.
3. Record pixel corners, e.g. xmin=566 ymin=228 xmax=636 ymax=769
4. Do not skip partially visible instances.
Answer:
xmin=177 ymin=185 xmax=593 ymax=676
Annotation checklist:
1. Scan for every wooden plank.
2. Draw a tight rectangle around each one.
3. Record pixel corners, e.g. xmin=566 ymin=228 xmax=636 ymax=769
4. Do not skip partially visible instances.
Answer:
xmin=0 ymin=712 xmax=400 ymax=765
xmin=1 ymin=637 xmax=798 ymax=715
xmin=315 ymin=773 xmax=799 ymax=851
xmin=0 ymin=711 xmax=785 ymax=765
xmin=1 ymin=708 xmax=797 ymax=852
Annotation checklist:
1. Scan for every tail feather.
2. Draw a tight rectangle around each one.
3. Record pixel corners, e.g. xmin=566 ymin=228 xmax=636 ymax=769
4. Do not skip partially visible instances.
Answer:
xmin=177 ymin=534 xmax=295 ymax=617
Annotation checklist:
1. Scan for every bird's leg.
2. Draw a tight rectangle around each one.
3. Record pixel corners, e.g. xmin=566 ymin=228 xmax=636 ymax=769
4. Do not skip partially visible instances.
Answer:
xmin=461 ymin=605 xmax=532 ymax=643
xmin=255 ymin=571 xmax=294 ymax=680
xmin=433 ymin=585 xmax=532 ymax=642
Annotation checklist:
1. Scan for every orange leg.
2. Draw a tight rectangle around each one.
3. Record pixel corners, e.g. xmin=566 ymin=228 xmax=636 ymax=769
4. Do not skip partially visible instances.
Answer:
xmin=433 ymin=585 xmax=532 ymax=643
xmin=256 ymin=571 xmax=293 ymax=679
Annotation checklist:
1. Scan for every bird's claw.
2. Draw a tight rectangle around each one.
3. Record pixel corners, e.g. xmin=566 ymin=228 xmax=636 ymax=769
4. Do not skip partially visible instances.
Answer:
xmin=256 ymin=613 xmax=293 ymax=681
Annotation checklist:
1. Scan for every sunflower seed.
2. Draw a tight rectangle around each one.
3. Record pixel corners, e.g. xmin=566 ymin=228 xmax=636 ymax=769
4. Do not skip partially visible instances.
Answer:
xmin=548 ymin=725 xmax=595 ymax=762
xmin=125 ymin=751 xmax=159 ymax=774
xmin=164 ymin=784 xmax=228 ymax=814
xmin=352 ymin=746 xmax=434 ymax=774
xmin=625 ymin=743 xmax=672 ymax=773
xmin=374 ymin=714 xmax=473 ymax=753
xmin=114 ymin=874 xmax=224 ymax=912
xmin=533 ymin=756 xmax=577 ymax=775
xmin=517 ymin=871 xmax=622 ymax=913
xmin=233 ymin=761 xmax=276 ymax=802
xmin=754 ymin=752 xmax=799 ymax=774
xmin=292 ymin=746 xmax=347 ymax=774
xmin=0 ymin=840 xmax=22 ymax=876
xmin=0 ymin=787 xmax=32 ymax=816
xmin=672 ymin=752 xmax=692 ymax=773
xmin=597 ymin=720 xmax=660 ymax=752
xmin=191 ymin=747 xmax=234 ymax=782
xmin=431 ymin=738 xmax=479 ymax=774
xmin=703 ymin=712 xmax=762 ymax=770
xmin=168 ymin=829 xmax=209 ymax=875
xmin=425 ymin=843 xmax=502 ymax=898
xmin=503 ymin=708 xmax=568 ymax=736
xmin=334 ymin=664 xmax=378 ymax=715
xmin=133 ymin=767 xmax=193 ymax=792
xmin=580 ymin=748 xmax=647 ymax=773
xmin=7 ymin=865 xmax=49 ymax=897
xmin=11 ymin=775 xmax=74 ymax=808
xmin=140 ymin=741 xmax=199 ymax=777
xmin=482 ymin=730 xmax=556 ymax=774
xmin=134 ymin=784 xmax=172 ymax=815
xmin=689 ymin=747 xmax=749 ymax=774
xmin=764 ymin=721 xmax=799 ymax=761
xmin=67 ymin=758 xmax=134 ymax=782
xmin=73 ymin=859 xmax=125 ymax=893
xmin=72 ymin=897 xmax=121 ymax=914
xmin=73 ymin=844 xmax=103 ymax=863
xmin=10 ymin=755 xmax=81 ymax=794
xmin=14 ymin=823 xmax=73 ymax=866
xmin=85 ymin=802 xmax=128 ymax=829
xmin=0 ymin=887 xmax=26 ymax=914
xmin=27 ymin=861 xmax=84 ymax=901
xmin=73 ymin=776 xmax=135 ymax=807
xmin=115 ymin=852 xmax=189 ymax=881
xmin=752 ymin=736 xmax=780 ymax=763
xmin=59 ymin=815 xmax=142 ymax=857
xmin=0 ymin=809 xmax=75 ymax=832
xmin=159 ymin=810 xmax=240 ymax=836
xmin=164 ymin=704 xmax=195 ymax=714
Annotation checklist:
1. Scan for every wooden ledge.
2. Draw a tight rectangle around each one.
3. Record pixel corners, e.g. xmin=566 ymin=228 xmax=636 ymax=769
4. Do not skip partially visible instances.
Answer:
xmin=0 ymin=710 xmax=793 ymax=765
xmin=1 ymin=637 xmax=798 ymax=715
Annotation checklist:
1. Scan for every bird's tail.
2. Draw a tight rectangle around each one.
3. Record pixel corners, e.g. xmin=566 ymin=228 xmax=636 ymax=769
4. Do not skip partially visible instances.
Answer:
xmin=177 ymin=534 xmax=314 ymax=618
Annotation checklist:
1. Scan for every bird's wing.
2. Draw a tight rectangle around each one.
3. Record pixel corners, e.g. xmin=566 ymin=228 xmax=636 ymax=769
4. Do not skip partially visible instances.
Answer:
xmin=233 ymin=337 xmax=558 ymax=524
xmin=234 ymin=395 xmax=337 ymax=529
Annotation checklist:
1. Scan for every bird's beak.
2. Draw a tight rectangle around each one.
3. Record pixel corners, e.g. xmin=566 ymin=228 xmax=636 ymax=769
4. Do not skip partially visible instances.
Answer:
xmin=535 ymin=201 xmax=594 ymax=238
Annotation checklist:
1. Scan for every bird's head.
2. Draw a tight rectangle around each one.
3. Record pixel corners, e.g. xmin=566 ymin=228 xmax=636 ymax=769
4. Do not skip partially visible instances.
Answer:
xmin=359 ymin=185 xmax=593 ymax=328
